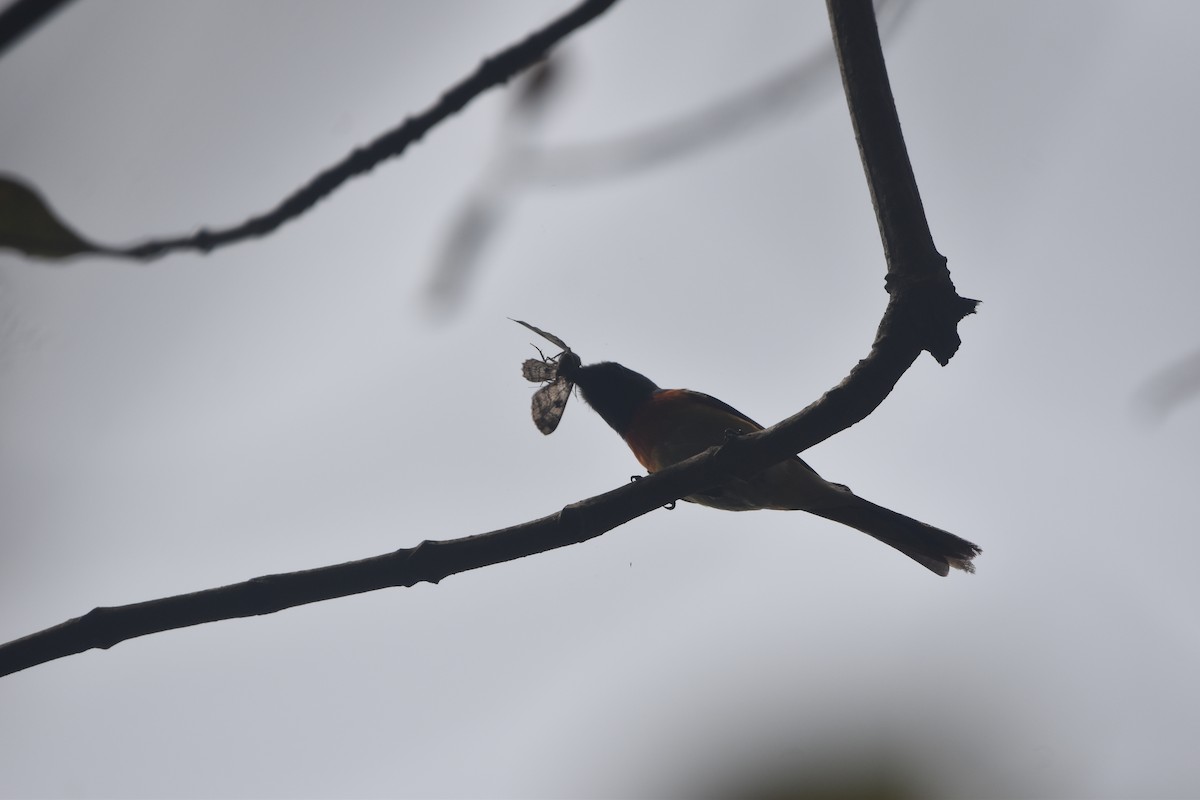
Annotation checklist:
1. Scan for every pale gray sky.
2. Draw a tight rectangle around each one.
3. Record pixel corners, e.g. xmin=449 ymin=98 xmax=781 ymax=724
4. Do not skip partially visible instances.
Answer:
xmin=2 ymin=2 xmax=1199 ymax=798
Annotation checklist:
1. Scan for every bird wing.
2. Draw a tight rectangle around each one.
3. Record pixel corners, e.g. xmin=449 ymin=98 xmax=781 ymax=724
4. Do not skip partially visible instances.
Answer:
xmin=625 ymin=389 xmax=818 ymax=476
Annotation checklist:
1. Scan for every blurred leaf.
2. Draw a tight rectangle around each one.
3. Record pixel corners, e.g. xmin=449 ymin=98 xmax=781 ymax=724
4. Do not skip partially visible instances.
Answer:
xmin=694 ymin=747 xmax=923 ymax=800
xmin=0 ymin=174 xmax=100 ymax=258
xmin=511 ymin=55 xmax=565 ymax=117
xmin=426 ymin=196 xmax=504 ymax=313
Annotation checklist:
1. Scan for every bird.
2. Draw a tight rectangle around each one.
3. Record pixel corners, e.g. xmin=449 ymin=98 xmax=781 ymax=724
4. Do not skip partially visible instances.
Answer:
xmin=541 ymin=353 xmax=981 ymax=576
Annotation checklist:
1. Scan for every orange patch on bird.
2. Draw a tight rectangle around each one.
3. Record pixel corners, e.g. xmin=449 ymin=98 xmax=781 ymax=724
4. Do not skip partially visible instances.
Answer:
xmin=622 ymin=390 xmax=684 ymax=470
xmin=623 ymin=389 xmax=764 ymax=473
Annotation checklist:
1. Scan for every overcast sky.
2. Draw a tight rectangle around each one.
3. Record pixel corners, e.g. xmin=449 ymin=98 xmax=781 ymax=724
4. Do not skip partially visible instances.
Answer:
xmin=2 ymin=2 xmax=1199 ymax=798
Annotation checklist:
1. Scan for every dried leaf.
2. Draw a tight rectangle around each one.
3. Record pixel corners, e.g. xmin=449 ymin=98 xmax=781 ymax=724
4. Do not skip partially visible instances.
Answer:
xmin=0 ymin=175 xmax=100 ymax=258
xmin=512 ymin=56 xmax=564 ymax=116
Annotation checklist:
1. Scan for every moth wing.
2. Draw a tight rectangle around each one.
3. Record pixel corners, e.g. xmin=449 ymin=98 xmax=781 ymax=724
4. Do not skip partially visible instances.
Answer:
xmin=511 ymin=319 xmax=570 ymax=352
xmin=522 ymin=358 xmax=558 ymax=383
xmin=531 ymin=377 xmax=572 ymax=434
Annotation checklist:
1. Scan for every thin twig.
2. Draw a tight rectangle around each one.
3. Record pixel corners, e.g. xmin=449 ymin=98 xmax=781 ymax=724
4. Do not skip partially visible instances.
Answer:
xmin=81 ymin=0 xmax=619 ymax=260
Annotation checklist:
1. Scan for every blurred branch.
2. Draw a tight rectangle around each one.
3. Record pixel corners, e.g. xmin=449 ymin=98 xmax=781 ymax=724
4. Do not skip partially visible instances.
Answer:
xmin=1134 ymin=347 xmax=1200 ymax=422
xmin=0 ymin=0 xmax=73 ymax=60
xmin=0 ymin=0 xmax=978 ymax=678
xmin=520 ymin=0 xmax=913 ymax=186
xmin=428 ymin=0 xmax=914 ymax=312
xmin=0 ymin=0 xmax=620 ymax=262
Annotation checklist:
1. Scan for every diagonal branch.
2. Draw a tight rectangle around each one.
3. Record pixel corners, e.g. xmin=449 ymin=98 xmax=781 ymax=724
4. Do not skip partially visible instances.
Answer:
xmin=0 ymin=0 xmax=977 ymax=679
xmin=0 ymin=0 xmax=74 ymax=60
xmin=1 ymin=0 xmax=620 ymax=262
xmin=120 ymin=0 xmax=620 ymax=259
xmin=0 ymin=468 xmax=677 ymax=678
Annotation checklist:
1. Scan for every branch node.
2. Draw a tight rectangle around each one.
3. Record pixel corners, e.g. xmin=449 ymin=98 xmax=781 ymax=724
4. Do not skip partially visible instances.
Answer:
xmin=401 ymin=539 xmax=441 ymax=585
xmin=81 ymin=606 xmax=121 ymax=650
xmin=194 ymin=228 xmax=215 ymax=253
xmin=557 ymin=502 xmax=589 ymax=543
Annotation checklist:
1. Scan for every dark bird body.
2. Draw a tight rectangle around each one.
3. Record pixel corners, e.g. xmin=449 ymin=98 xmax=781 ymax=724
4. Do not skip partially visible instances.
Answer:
xmin=560 ymin=360 xmax=980 ymax=576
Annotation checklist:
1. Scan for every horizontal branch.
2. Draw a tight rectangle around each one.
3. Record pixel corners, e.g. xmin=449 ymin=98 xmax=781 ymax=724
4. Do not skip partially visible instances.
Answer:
xmin=0 ymin=426 xmax=774 ymax=678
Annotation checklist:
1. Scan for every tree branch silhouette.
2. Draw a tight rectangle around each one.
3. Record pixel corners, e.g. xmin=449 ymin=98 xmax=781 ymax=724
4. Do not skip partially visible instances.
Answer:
xmin=0 ymin=0 xmax=977 ymax=679
xmin=0 ymin=0 xmax=73 ymax=60
xmin=0 ymin=0 xmax=620 ymax=261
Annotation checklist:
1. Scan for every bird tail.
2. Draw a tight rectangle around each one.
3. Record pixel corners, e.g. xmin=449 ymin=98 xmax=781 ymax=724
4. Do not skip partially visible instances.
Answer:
xmin=809 ymin=497 xmax=981 ymax=576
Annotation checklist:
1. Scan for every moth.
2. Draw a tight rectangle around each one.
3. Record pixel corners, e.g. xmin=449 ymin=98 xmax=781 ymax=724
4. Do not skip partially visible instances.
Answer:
xmin=513 ymin=319 xmax=581 ymax=435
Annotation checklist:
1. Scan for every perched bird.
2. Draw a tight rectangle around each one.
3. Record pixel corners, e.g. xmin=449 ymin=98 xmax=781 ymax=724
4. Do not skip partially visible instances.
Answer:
xmin=563 ymin=359 xmax=980 ymax=576
xmin=514 ymin=321 xmax=980 ymax=576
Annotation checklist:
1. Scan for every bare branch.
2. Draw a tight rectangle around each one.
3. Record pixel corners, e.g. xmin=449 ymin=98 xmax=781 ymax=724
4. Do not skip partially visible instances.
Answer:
xmin=0 ymin=0 xmax=621 ymax=262
xmin=0 ymin=464 xmax=688 ymax=678
xmin=122 ymin=0 xmax=620 ymax=260
xmin=828 ymin=0 xmax=976 ymax=366
xmin=0 ymin=0 xmax=74 ymax=60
